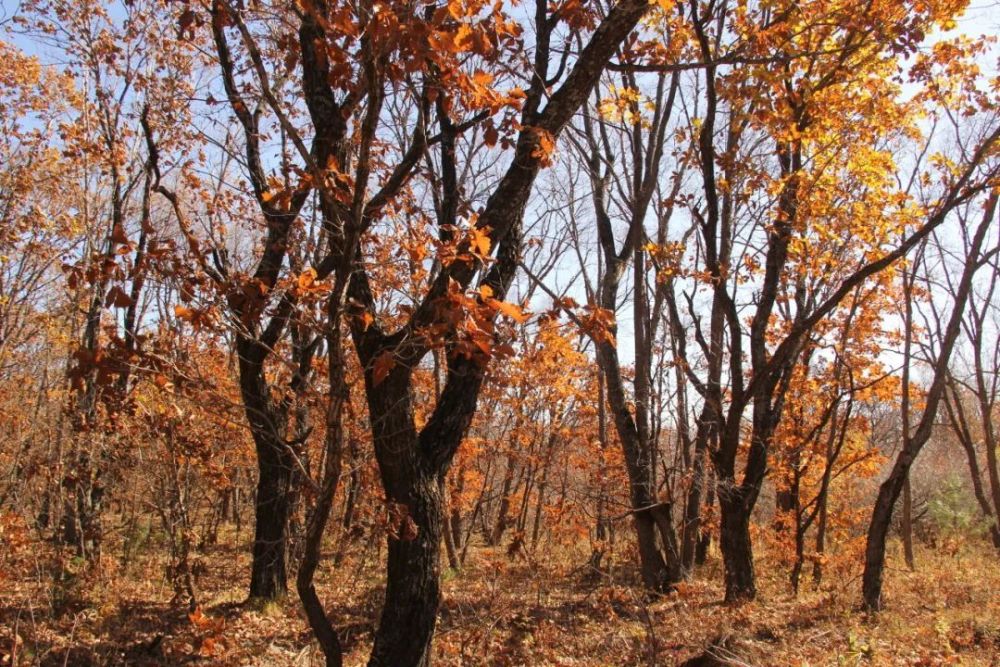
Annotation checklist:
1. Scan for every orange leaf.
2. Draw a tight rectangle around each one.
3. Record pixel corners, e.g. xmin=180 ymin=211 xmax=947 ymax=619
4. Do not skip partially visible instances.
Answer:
xmin=372 ymin=351 xmax=395 ymax=386
xmin=530 ymin=128 xmax=556 ymax=167
xmin=495 ymin=300 xmax=529 ymax=324
xmin=297 ymin=268 xmax=317 ymax=290
xmin=470 ymin=227 xmax=491 ymax=257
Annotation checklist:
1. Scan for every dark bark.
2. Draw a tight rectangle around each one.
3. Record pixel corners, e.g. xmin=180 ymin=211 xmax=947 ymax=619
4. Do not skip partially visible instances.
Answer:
xmin=575 ymin=62 xmax=682 ymax=592
xmin=719 ymin=490 xmax=755 ymax=602
xmin=902 ymin=477 xmax=915 ymax=570
xmin=812 ymin=485 xmax=828 ymax=584
xmin=360 ymin=370 xmax=448 ymax=667
xmin=862 ymin=193 xmax=998 ymax=611
xmin=530 ymin=433 xmax=555 ymax=548
xmin=600 ymin=339 xmax=681 ymax=591
xmin=239 ymin=336 xmax=299 ymax=601
xmin=296 ymin=287 xmax=349 ymax=667
xmin=449 ymin=464 xmax=466 ymax=556
xmin=370 ymin=472 xmax=442 ymax=667
xmin=342 ymin=0 xmax=656 ymax=659
xmin=945 ymin=382 xmax=1000 ymax=548
xmin=341 ymin=437 xmax=361 ymax=533
xmin=249 ymin=445 xmax=295 ymax=600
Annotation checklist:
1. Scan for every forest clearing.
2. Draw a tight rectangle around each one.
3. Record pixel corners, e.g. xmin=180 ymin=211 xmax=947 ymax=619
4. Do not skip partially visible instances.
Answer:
xmin=1 ymin=0 xmax=999 ymax=664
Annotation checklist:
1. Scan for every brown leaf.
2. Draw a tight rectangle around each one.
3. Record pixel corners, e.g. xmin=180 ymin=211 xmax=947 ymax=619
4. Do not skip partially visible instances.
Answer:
xmin=105 ymin=285 xmax=134 ymax=309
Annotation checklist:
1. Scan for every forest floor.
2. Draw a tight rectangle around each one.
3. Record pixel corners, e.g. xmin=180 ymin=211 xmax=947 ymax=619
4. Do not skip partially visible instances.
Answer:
xmin=2 ymin=520 xmax=998 ymax=666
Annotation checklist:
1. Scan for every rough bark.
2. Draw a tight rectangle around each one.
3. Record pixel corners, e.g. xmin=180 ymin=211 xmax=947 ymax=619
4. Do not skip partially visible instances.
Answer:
xmin=249 ymin=444 xmax=295 ymax=600
xmin=719 ymin=489 xmax=756 ymax=602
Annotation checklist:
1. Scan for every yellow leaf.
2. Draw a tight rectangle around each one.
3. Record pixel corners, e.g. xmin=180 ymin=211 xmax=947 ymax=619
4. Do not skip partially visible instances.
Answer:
xmin=495 ymin=300 xmax=529 ymax=324
xmin=470 ymin=227 xmax=491 ymax=257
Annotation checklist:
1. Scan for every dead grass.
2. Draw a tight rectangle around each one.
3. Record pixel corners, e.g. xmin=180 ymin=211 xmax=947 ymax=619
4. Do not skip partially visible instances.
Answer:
xmin=1 ymin=524 xmax=998 ymax=666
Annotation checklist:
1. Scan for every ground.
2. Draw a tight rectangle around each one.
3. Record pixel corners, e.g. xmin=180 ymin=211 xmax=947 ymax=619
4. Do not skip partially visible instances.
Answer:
xmin=2 ymin=523 xmax=998 ymax=666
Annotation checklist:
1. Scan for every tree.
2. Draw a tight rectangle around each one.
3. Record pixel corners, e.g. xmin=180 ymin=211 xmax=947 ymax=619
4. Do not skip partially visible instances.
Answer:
xmin=563 ymin=61 xmax=685 ymax=590
xmin=863 ymin=192 xmax=999 ymax=610
xmin=157 ymin=0 xmax=657 ymax=661
xmin=337 ymin=1 xmax=656 ymax=660
xmin=942 ymin=230 xmax=1000 ymax=550
xmin=661 ymin=0 xmax=998 ymax=601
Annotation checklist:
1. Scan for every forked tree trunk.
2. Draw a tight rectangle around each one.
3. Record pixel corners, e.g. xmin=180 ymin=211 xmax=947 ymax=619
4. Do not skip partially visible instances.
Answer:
xmin=597 ymin=336 xmax=682 ymax=592
xmin=363 ymin=372 xmax=449 ymax=667
xmin=350 ymin=1 xmax=654 ymax=658
xmin=634 ymin=508 xmax=671 ymax=590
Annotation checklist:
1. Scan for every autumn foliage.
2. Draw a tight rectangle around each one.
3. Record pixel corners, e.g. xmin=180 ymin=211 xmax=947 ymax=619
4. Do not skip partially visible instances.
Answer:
xmin=1 ymin=0 xmax=999 ymax=664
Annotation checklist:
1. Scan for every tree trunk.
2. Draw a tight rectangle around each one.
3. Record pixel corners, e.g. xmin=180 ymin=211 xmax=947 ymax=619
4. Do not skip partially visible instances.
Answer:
xmin=249 ymin=444 xmax=295 ymax=600
xmin=948 ymin=388 xmax=1000 ymax=548
xmin=791 ymin=526 xmax=805 ymax=594
xmin=363 ymin=370 xmax=450 ymax=667
xmin=490 ymin=456 xmax=517 ymax=546
xmin=719 ymin=491 xmax=755 ymax=602
xmin=902 ymin=476 xmax=915 ymax=570
xmin=238 ymin=334 xmax=297 ymax=602
xmin=696 ymin=470 xmax=715 ymax=565
xmin=449 ymin=464 xmax=465 ymax=555
xmin=681 ymin=421 xmax=711 ymax=573
xmin=341 ymin=437 xmax=361 ymax=533
xmin=440 ymin=474 xmax=460 ymax=570
xmin=530 ymin=441 xmax=554 ymax=548
xmin=369 ymin=470 xmax=443 ymax=667
xmin=296 ymin=304 xmax=348 ymax=667
xmin=862 ymin=457 xmax=910 ymax=611
xmin=598 ymin=341 xmax=680 ymax=592
xmin=812 ymin=478 xmax=829 ymax=585
xmin=862 ymin=193 xmax=997 ymax=611
xmin=591 ymin=367 xmax=610 ymax=568
xmin=634 ymin=508 xmax=671 ymax=590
